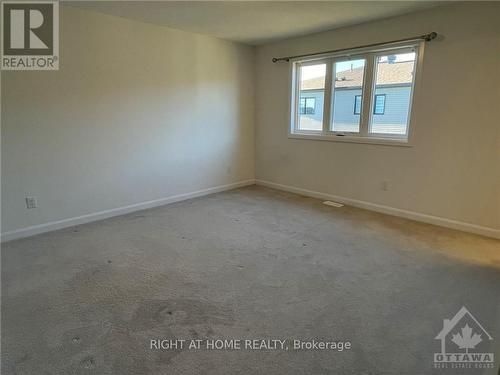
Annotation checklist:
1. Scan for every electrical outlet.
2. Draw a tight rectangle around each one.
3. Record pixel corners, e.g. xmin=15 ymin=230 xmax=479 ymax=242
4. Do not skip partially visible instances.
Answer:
xmin=25 ymin=196 xmax=38 ymax=209
xmin=381 ymin=180 xmax=390 ymax=191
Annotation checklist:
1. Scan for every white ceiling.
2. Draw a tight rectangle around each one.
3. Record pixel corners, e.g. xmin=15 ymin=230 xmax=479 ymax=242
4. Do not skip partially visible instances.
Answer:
xmin=69 ymin=1 xmax=444 ymax=45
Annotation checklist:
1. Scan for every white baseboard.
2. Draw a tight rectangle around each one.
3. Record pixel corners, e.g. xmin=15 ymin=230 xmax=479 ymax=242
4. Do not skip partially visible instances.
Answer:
xmin=256 ymin=179 xmax=500 ymax=240
xmin=4 ymin=178 xmax=498 ymax=242
xmin=1 ymin=179 xmax=256 ymax=243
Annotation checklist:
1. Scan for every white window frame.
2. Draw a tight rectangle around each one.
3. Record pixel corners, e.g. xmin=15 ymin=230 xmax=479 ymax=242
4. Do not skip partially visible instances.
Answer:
xmin=291 ymin=58 xmax=331 ymax=134
xmin=330 ymin=54 xmax=367 ymax=136
xmin=288 ymin=42 xmax=424 ymax=146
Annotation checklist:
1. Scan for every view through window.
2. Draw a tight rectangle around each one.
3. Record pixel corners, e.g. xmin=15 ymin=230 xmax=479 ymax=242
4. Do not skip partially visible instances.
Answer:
xmin=370 ymin=52 xmax=416 ymax=135
xmin=297 ymin=63 xmax=325 ymax=131
xmin=331 ymin=59 xmax=366 ymax=133
xmin=291 ymin=46 xmax=418 ymax=142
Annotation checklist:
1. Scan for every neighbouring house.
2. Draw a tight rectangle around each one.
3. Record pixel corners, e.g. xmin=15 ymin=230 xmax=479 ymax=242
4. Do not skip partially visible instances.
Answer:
xmin=299 ymin=60 xmax=414 ymax=134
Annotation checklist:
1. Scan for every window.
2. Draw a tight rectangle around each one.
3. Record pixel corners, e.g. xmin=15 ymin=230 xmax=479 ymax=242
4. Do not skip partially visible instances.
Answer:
xmin=296 ymin=62 xmax=325 ymax=131
xmin=354 ymin=95 xmax=362 ymax=115
xmin=290 ymin=44 xmax=419 ymax=143
xmin=299 ymin=97 xmax=316 ymax=115
xmin=373 ymin=94 xmax=386 ymax=115
xmin=331 ymin=59 xmax=366 ymax=133
xmin=369 ymin=52 xmax=416 ymax=135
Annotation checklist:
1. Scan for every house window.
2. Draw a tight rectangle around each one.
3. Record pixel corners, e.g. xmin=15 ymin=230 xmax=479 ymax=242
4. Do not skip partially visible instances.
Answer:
xmin=354 ymin=95 xmax=362 ymax=115
xmin=290 ymin=44 xmax=419 ymax=143
xmin=299 ymin=97 xmax=316 ymax=115
xmin=373 ymin=94 xmax=386 ymax=115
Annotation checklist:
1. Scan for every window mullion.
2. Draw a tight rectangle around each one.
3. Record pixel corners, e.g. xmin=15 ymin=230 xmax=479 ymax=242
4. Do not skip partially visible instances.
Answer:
xmin=360 ymin=54 xmax=375 ymax=136
xmin=322 ymin=59 xmax=333 ymax=134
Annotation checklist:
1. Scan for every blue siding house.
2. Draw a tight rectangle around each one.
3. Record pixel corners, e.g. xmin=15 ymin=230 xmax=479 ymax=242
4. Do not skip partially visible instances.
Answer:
xmin=299 ymin=61 xmax=414 ymax=134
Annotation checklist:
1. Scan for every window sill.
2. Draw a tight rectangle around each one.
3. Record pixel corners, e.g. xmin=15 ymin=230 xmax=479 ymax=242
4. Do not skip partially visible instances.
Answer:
xmin=288 ymin=132 xmax=412 ymax=147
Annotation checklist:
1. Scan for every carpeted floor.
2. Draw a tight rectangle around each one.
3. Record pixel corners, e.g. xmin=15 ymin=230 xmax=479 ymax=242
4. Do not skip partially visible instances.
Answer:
xmin=2 ymin=185 xmax=499 ymax=374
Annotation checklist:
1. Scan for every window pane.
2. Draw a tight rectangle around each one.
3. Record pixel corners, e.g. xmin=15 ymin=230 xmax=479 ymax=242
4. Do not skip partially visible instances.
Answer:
xmin=331 ymin=59 xmax=366 ymax=132
xmin=354 ymin=95 xmax=362 ymax=115
xmin=299 ymin=98 xmax=306 ymax=114
xmin=370 ymin=52 xmax=416 ymax=135
xmin=298 ymin=63 xmax=325 ymax=131
xmin=373 ymin=95 xmax=386 ymax=114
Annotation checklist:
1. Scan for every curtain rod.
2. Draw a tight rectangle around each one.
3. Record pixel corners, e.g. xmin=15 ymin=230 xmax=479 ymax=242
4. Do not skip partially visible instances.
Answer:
xmin=271 ymin=32 xmax=437 ymax=63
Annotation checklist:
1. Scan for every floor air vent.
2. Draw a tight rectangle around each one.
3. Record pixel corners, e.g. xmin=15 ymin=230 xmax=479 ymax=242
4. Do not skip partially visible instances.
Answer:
xmin=323 ymin=200 xmax=344 ymax=208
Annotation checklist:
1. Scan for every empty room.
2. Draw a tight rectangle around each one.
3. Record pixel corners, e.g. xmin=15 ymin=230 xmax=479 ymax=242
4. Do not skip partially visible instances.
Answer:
xmin=1 ymin=1 xmax=499 ymax=374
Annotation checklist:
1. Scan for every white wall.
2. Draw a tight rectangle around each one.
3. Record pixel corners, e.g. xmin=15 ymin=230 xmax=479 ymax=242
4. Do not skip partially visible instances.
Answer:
xmin=255 ymin=3 xmax=500 ymax=232
xmin=1 ymin=5 xmax=255 ymax=234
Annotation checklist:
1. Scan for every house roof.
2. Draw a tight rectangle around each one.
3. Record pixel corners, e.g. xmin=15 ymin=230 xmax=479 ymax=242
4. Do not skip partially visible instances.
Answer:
xmin=301 ymin=61 xmax=414 ymax=90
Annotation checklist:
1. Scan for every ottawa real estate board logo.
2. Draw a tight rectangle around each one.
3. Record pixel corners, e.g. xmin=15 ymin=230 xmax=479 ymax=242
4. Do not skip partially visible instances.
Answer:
xmin=434 ymin=306 xmax=494 ymax=370
xmin=1 ymin=0 xmax=59 ymax=70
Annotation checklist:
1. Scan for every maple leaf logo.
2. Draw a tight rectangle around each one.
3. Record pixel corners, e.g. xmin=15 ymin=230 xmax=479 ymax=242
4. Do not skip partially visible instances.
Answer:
xmin=451 ymin=324 xmax=482 ymax=353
